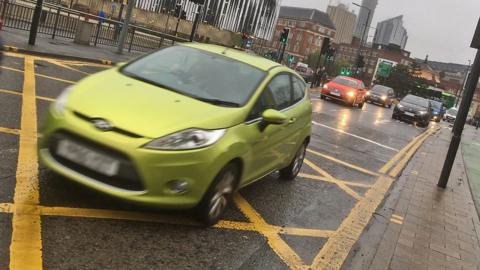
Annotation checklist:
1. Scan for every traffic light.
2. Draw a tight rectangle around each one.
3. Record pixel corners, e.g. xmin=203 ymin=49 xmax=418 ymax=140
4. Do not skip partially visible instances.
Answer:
xmin=280 ymin=28 xmax=290 ymax=44
xmin=320 ymin=38 xmax=331 ymax=55
xmin=288 ymin=55 xmax=295 ymax=64
xmin=356 ymin=55 xmax=365 ymax=68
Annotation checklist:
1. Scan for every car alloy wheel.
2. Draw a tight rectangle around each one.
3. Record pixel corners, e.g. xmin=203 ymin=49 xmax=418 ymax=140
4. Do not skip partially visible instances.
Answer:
xmin=208 ymin=170 xmax=235 ymax=220
xmin=197 ymin=163 xmax=239 ymax=226
xmin=280 ymin=141 xmax=307 ymax=180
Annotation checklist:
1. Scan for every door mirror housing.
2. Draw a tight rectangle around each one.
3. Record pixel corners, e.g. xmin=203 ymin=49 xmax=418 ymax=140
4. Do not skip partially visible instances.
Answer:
xmin=262 ymin=109 xmax=287 ymax=125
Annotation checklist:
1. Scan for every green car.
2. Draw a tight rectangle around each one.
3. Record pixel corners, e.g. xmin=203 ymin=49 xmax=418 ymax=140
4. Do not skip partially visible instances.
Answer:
xmin=39 ymin=43 xmax=312 ymax=225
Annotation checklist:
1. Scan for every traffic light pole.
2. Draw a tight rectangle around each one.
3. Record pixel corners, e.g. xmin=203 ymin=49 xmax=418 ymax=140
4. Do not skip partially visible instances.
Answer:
xmin=438 ymin=18 xmax=480 ymax=188
xmin=117 ymin=0 xmax=135 ymax=54
xmin=28 ymin=0 xmax=44 ymax=45
xmin=278 ymin=42 xmax=286 ymax=63
xmin=189 ymin=5 xmax=202 ymax=42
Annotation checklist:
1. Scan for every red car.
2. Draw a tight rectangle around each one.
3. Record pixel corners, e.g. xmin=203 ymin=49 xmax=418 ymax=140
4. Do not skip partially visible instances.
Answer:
xmin=320 ymin=76 xmax=368 ymax=108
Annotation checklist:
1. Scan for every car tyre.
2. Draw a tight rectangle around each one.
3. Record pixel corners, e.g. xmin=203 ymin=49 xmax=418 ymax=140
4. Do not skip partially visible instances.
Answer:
xmin=280 ymin=141 xmax=307 ymax=181
xmin=358 ymin=102 xmax=365 ymax=109
xmin=197 ymin=162 xmax=240 ymax=226
xmin=388 ymin=103 xmax=392 ymax=109
xmin=320 ymin=94 xmax=326 ymax=100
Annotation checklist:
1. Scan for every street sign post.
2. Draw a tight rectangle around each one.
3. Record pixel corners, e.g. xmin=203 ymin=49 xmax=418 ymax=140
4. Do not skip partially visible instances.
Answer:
xmin=117 ymin=0 xmax=136 ymax=54
xmin=28 ymin=0 xmax=45 ymax=45
xmin=438 ymin=17 xmax=480 ymax=188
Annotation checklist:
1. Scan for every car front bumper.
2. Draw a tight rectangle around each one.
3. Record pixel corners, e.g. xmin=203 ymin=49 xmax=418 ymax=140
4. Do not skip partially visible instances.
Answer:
xmin=38 ymin=108 xmax=237 ymax=209
xmin=393 ymin=109 xmax=430 ymax=124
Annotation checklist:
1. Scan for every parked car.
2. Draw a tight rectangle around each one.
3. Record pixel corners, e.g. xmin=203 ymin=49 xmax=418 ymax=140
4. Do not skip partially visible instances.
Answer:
xmin=38 ymin=44 xmax=312 ymax=226
xmin=366 ymin=85 xmax=395 ymax=108
xmin=444 ymin=108 xmax=458 ymax=123
xmin=392 ymin=94 xmax=433 ymax=127
xmin=320 ymin=76 xmax=368 ymax=108
xmin=430 ymin=100 xmax=446 ymax=122
xmin=295 ymin=64 xmax=314 ymax=83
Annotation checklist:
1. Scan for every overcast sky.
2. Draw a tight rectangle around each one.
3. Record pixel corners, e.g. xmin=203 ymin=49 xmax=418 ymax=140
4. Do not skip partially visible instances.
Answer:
xmin=281 ymin=0 xmax=479 ymax=65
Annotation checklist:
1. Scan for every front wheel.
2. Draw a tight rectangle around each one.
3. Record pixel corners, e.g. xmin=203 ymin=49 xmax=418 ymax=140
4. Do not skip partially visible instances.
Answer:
xmin=197 ymin=163 xmax=239 ymax=226
xmin=280 ymin=142 xmax=307 ymax=180
xmin=320 ymin=94 xmax=326 ymax=100
xmin=358 ymin=102 xmax=365 ymax=109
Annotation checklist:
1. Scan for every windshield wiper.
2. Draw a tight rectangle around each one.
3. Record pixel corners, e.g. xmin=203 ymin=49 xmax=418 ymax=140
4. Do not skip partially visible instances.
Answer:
xmin=194 ymin=97 xmax=241 ymax=107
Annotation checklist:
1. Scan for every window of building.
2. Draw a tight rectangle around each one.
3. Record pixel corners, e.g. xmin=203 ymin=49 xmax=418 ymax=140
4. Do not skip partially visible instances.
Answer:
xmin=289 ymin=21 xmax=296 ymax=27
xmin=297 ymin=34 xmax=303 ymax=42
xmin=307 ymin=35 xmax=313 ymax=43
xmin=368 ymin=68 xmax=373 ymax=74
xmin=318 ymin=27 xmax=325 ymax=34
xmin=298 ymin=21 xmax=306 ymax=28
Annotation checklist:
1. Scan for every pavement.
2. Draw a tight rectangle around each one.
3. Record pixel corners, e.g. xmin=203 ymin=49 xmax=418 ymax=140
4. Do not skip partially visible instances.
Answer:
xmin=0 ymin=49 xmax=443 ymax=270
xmin=345 ymin=126 xmax=480 ymax=270
xmin=1 ymin=27 xmax=142 ymax=64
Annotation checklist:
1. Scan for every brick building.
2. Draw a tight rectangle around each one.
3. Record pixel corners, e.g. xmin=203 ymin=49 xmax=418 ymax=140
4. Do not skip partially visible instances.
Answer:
xmin=334 ymin=43 xmax=413 ymax=85
xmin=262 ymin=6 xmax=336 ymax=63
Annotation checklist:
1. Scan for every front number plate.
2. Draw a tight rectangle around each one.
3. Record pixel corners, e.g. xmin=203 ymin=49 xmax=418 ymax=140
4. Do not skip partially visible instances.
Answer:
xmin=405 ymin=112 xmax=415 ymax=117
xmin=330 ymin=89 xmax=341 ymax=96
xmin=56 ymin=140 xmax=120 ymax=176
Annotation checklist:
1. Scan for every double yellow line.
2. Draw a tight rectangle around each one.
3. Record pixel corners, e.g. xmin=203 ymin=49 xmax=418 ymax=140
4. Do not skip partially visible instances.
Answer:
xmin=379 ymin=127 xmax=437 ymax=177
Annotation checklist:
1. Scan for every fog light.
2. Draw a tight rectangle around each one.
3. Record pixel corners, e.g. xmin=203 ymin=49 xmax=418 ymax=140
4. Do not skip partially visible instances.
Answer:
xmin=168 ymin=180 xmax=189 ymax=194
xmin=347 ymin=91 xmax=355 ymax=97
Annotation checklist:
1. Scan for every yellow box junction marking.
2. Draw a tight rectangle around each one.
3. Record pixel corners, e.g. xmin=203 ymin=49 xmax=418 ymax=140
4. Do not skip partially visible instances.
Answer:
xmin=303 ymin=159 xmax=363 ymax=201
xmin=306 ymin=149 xmax=379 ymax=177
xmin=0 ymin=88 xmax=56 ymax=102
xmin=9 ymin=56 xmax=43 ymax=270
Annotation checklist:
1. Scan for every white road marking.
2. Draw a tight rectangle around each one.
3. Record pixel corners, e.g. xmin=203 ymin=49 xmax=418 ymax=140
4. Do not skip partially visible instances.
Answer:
xmin=312 ymin=121 xmax=400 ymax=152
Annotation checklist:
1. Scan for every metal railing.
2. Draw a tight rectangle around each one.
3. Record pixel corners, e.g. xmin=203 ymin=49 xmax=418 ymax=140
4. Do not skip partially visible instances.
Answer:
xmin=0 ymin=0 xmax=189 ymax=52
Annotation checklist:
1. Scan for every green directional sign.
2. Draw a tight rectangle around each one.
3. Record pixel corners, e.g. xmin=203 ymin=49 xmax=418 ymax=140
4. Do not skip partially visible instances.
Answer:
xmin=377 ymin=61 xmax=393 ymax=78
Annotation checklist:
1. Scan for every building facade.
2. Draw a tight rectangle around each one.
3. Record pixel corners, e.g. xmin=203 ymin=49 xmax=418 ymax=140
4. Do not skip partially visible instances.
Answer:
xmin=334 ymin=43 xmax=413 ymax=85
xmin=262 ymin=6 xmax=336 ymax=63
xmin=374 ymin=15 xmax=408 ymax=50
xmin=353 ymin=0 xmax=377 ymax=42
xmin=327 ymin=4 xmax=356 ymax=44
xmin=133 ymin=0 xmax=282 ymax=40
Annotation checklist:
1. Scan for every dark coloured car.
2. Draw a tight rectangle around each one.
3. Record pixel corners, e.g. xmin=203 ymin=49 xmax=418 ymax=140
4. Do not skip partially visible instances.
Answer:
xmin=392 ymin=94 xmax=433 ymax=127
xmin=321 ymin=76 xmax=368 ymax=108
xmin=430 ymin=100 xmax=446 ymax=122
xmin=366 ymin=85 xmax=395 ymax=108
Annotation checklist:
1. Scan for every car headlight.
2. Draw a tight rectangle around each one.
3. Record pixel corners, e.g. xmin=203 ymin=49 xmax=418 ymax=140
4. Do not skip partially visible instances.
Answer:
xmin=144 ymin=129 xmax=226 ymax=150
xmin=418 ymin=110 xmax=427 ymax=115
xmin=323 ymin=84 xmax=329 ymax=90
xmin=366 ymin=91 xmax=371 ymax=96
xmin=347 ymin=91 xmax=355 ymax=97
xmin=381 ymin=95 xmax=387 ymax=101
xmin=52 ymin=86 xmax=74 ymax=116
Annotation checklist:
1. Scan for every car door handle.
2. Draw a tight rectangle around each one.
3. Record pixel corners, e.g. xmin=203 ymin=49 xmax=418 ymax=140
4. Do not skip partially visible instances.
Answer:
xmin=288 ymin=118 xmax=297 ymax=124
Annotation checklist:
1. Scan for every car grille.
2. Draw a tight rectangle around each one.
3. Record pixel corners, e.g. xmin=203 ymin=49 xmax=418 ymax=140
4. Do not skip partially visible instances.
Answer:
xmin=48 ymin=131 xmax=144 ymax=191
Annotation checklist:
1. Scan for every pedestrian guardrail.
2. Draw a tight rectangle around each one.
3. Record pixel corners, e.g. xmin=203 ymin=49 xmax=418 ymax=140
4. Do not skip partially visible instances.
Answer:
xmin=0 ymin=0 xmax=189 ymax=52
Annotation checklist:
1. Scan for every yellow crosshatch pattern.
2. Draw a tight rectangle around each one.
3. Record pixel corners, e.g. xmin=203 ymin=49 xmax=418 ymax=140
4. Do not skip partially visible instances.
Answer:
xmin=0 ymin=51 xmax=439 ymax=270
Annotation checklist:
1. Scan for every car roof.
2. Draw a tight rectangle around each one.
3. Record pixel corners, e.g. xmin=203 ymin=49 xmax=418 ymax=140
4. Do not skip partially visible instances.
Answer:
xmin=182 ymin=43 xmax=282 ymax=71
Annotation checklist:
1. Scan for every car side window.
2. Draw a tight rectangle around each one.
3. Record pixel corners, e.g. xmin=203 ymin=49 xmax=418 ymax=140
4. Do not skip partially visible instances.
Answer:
xmin=268 ymin=74 xmax=292 ymax=110
xmin=247 ymin=74 xmax=292 ymax=121
xmin=292 ymin=75 xmax=306 ymax=103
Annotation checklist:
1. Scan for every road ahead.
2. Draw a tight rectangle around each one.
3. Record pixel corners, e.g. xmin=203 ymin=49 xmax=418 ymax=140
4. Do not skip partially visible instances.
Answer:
xmin=0 ymin=52 xmax=438 ymax=269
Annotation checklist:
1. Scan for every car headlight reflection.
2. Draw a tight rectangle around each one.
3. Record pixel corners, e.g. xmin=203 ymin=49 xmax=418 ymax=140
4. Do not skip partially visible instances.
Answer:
xmin=418 ymin=110 xmax=427 ymax=115
xmin=52 ymin=86 xmax=74 ymax=116
xmin=144 ymin=129 xmax=226 ymax=150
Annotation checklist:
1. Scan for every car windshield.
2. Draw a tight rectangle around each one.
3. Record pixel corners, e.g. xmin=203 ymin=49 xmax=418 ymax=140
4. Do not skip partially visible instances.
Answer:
xmin=447 ymin=109 xmax=458 ymax=116
xmin=431 ymin=101 xmax=443 ymax=109
xmin=121 ymin=46 xmax=266 ymax=107
xmin=371 ymin=85 xmax=391 ymax=94
xmin=402 ymin=95 xmax=429 ymax=108
xmin=333 ymin=77 xmax=360 ymax=88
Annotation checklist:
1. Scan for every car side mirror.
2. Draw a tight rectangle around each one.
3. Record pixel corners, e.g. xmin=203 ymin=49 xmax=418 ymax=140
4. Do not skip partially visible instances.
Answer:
xmin=262 ymin=109 xmax=287 ymax=125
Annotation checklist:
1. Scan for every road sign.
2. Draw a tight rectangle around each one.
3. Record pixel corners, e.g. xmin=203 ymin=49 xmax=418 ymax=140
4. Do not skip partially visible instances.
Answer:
xmin=377 ymin=61 xmax=393 ymax=77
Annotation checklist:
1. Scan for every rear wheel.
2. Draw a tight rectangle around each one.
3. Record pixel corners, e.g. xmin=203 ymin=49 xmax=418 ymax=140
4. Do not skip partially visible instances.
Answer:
xmin=197 ymin=163 xmax=239 ymax=226
xmin=280 ymin=141 xmax=307 ymax=181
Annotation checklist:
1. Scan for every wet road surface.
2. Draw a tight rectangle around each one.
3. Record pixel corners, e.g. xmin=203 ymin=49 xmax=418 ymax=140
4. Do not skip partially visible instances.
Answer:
xmin=0 ymin=52 xmax=438 ymax=269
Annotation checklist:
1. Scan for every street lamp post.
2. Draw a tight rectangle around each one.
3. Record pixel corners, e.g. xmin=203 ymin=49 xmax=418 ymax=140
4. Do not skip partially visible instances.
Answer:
xmin=438 ymin=18 xmax=480 ymax=188
xmin=353 ymin=2 xmax=372 ymax=78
